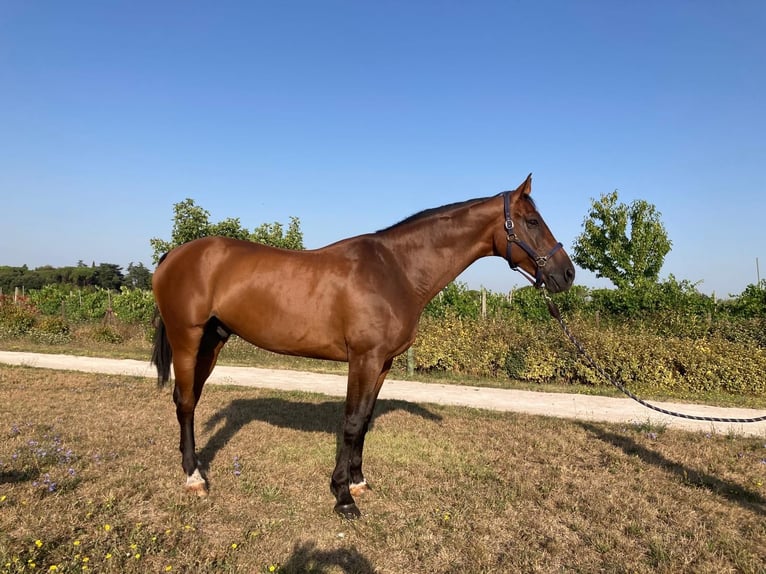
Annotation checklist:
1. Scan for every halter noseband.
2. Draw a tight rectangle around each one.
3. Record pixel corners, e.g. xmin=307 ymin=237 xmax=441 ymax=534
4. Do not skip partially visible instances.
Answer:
xmin=503 ymin=191 xmax=563 ymax=288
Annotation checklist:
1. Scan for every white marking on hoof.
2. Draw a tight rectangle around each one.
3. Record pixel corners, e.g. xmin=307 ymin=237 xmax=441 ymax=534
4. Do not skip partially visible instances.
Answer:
xmin=349 ymin=480 xmax=370 ymax=498
xmin=185 ymin=468 xmax=208 ymax=497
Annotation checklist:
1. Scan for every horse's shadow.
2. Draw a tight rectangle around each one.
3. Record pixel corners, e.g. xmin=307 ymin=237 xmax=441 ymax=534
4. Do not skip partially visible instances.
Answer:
xmin=198 ymin=395 xmax=442 ymax=471
xmin=578 ymin=422 xmax=766 ymax=516
xmin=280 ymin=540 xmax=375 ymax=574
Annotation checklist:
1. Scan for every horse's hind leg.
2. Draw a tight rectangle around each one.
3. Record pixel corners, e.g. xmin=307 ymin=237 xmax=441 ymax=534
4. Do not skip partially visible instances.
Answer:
xmin=172 ymin=320 xmax=229 ymax=496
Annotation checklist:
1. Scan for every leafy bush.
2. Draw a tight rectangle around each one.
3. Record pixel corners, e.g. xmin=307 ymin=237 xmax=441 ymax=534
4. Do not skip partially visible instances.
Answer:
xmin=724 ymin=280 xmax=766 ymax=317
xmin=90 ymin=325 xmax=124 ymax=344
xmin=587 ymin=278 xmax=715 ymax=321
xmin=30 ymin=315 xmax=71 ymax=344
xmin=406 ymin=308 xmax=766 ymax=397
xmin=112 ymin=287 xmax=156 ymax=324
xmin=496 ymin=317 xmax=766 ymax=396
xmin=411 ymin=314 xmax=514 ymax=377
xmin=0 ymin=300 xmax=37 ymax=337
xmin=424 ymin=282 xmax=483 ymax=319
xmin=28 ymin=284 xmax=110 ymax=322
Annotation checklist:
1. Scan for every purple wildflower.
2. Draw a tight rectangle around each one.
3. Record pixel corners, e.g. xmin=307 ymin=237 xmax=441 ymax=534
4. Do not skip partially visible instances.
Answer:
xmin=233 ymin=456 xmax=242 ymax=477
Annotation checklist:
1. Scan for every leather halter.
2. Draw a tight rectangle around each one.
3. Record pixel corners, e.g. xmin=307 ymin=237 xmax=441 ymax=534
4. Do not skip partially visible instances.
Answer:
xmin=503 ymin=191 xmax=563 ymax=288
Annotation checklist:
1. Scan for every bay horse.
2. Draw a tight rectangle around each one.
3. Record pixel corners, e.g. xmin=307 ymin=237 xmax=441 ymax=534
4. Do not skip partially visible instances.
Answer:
xmin=151 ymin=174 xmax=575 ymax=518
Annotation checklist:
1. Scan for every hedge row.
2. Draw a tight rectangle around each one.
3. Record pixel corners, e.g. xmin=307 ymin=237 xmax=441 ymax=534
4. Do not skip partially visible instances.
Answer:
xmin=22 ymin=285 xmax=156 ymax=324
xmin=400 ymin=313 xmax=766 ymax=396
xmin=2 ymin=285 xmax=765 ymax=397
xmin=0 ymin=287 xmax=154 ymax=345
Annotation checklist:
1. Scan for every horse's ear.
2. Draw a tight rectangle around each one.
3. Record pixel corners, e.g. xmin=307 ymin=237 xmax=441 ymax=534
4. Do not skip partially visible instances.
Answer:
xmin=516 ymin=173 xmax=533 ymax=196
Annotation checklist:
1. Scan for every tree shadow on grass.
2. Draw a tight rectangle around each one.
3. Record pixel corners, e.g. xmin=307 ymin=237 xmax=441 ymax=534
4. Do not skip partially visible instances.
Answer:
xmin=280 ymin=540 xmax=375 ymax=574
xmin=198 ymin=396 xmax=442 ymax=473
xmin=579 ymin=422 xmax=766 ymax=516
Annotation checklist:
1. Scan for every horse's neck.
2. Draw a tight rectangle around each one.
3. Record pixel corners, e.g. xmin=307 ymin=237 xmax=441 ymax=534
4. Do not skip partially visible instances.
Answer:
xmin=381 ymin=197 xmax=500 ymax=304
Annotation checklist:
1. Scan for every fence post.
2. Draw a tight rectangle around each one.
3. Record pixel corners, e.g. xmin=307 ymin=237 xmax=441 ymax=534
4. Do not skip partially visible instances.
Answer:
xmin=406 ymin=347 xmax=415 ymax=377
xmin=481 ymin=287 xmax=487 ymax=319
xmin=104 ymin=291 xmax=115 ymax=324
xmin=14 ymin=287 xmax=19 ymax=303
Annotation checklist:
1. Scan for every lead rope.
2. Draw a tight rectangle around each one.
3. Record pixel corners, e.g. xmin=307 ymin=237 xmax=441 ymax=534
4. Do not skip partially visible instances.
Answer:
xmin=540 ymin=289 xmax=766 ymax=424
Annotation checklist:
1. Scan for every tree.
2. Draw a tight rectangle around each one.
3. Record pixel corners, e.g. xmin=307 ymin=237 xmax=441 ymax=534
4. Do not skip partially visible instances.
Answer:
xmin=572 ymin=190 xmax=671 ymax=289
xmin=125 ymin=262 xmax=153 ymax=289
xmin=92 ymin=263 xmax=124 ymax=289
xmin=251 ymin=217 xmax=304 ymax=250
xmin=150 ymin=198 xmax=305 ymax=264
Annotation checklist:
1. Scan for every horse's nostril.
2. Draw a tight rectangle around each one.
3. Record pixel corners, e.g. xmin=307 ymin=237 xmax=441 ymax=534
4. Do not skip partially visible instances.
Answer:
xmin=565 ymin=266 xmax=575 ymax=284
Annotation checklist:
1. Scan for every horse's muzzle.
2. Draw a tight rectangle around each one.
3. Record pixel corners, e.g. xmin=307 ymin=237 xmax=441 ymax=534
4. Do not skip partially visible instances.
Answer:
xmin=543 ymin=262 xmax=575 ymax=293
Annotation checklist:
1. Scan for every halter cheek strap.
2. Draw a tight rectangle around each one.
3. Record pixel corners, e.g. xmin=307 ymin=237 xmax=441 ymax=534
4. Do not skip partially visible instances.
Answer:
xmin=503 ymin=191 xmax=563 ymax=288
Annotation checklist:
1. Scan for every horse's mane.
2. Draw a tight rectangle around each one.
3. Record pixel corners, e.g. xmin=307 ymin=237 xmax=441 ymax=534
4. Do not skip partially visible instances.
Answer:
xmin=376 ymin=191 xmax=537 ymax=234
xmin=376 ymin=197 xmax=489 ymax=233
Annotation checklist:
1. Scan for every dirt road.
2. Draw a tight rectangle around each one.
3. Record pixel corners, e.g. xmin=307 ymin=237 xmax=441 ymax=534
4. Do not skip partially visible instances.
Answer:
xmin=1 ymin=350 xmax=765 ymax=437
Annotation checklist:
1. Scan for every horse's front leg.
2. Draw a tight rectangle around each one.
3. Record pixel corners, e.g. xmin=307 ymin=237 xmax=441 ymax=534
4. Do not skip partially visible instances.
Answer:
xmin=349 ymin=359 xmax=392 ymax=497
xmin=331 ymin=357 xmax=391 ymax=519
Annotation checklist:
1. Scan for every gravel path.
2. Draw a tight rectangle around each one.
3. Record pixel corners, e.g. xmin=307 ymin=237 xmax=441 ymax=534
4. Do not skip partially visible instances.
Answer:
xmin=1 ymin=350 xmax=765 ymax=437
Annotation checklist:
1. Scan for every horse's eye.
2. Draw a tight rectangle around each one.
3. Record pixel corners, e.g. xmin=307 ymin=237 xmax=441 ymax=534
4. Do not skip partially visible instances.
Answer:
xmin=526 ymin=218 xmax=539 ymax=227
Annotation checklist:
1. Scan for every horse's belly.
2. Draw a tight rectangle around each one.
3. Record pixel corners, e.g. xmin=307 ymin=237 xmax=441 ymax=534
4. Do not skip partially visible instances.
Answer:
xmin=221 ymin=305 xmax=349 ymax=362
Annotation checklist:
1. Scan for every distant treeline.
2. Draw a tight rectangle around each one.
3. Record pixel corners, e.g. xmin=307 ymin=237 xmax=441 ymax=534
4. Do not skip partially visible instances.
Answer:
xmin=0 ymin=262 xmax=152 ymax=294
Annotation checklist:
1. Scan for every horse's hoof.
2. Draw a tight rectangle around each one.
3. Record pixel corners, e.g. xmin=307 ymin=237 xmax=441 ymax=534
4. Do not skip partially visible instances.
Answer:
xmin=334 ymin=502 xmax=362 ymax=520
xmin=185 ymin=468 xmax=208 ymax=497
xmin=349 ymin=480 xmax=371 ymax=498
xmin=185 ymin=482 xmax=209 ymax=497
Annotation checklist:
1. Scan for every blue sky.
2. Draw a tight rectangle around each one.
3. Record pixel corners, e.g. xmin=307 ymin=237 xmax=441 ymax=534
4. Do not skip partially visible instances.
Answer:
xmin=1 ymin=1 xmax=764 ymax=297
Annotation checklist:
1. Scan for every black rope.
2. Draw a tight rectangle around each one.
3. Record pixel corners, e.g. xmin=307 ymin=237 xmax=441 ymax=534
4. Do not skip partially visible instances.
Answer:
xmin=541 ymin=290 xmax=766 ymax=424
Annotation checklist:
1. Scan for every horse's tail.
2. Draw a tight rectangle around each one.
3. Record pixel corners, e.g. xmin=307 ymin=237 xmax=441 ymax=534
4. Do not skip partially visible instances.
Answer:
xmin=151 ymin=309 xmax=172 ymax=388
xmin=151 ymin=251 xmax=172 ymax=387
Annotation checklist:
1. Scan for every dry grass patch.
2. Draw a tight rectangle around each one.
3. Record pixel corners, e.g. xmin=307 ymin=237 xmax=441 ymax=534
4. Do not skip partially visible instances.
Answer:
xmin=0 ymin=365 xmax=764 ymax=573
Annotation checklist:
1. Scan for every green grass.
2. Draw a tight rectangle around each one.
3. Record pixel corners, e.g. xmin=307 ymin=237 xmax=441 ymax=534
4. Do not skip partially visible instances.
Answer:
xmin=1 ymin=365 xmax=765 ymax=573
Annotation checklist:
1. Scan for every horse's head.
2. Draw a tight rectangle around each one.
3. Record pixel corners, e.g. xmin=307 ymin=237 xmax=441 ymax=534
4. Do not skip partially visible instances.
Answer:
xmin=495 ymin=175 xmax=575 ymax=293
